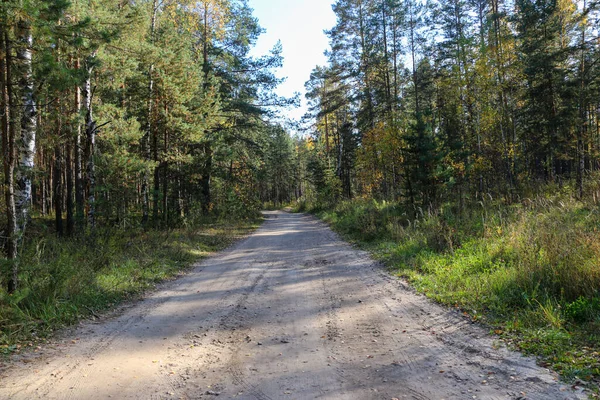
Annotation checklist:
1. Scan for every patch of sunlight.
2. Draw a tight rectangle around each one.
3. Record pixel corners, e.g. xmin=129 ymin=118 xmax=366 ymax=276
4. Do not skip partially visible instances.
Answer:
xmin=189 ymin=249 xmax=210 ymax=257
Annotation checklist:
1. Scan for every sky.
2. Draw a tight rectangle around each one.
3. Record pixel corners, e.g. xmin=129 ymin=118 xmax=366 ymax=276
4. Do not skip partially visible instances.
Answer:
xmin=248 ymin=0 xmax=337 ymax=123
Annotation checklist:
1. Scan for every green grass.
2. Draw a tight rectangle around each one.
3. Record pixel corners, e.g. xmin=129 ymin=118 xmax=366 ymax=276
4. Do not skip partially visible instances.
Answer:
xmin=299 ymin=197 xmax=600 ymax=390
xmin=0 ymin=218 xmax=261 ymax=350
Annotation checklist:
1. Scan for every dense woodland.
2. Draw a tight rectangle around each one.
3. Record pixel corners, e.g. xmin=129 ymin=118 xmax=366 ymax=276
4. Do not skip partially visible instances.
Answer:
xmin=0 ymin=0 xmax=296 ymax=293
xmin=292 ymin=0 xmax=600 ymax=210
xmin=1 ymin=0 xmax=600 ymax=383
xmin=0 ymin=0 xmax=599 ymax=290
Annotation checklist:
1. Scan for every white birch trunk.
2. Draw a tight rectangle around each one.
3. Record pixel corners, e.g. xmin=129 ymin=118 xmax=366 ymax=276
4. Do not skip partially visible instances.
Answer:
xmin=15 ymin=19 xmax=36 ymax=237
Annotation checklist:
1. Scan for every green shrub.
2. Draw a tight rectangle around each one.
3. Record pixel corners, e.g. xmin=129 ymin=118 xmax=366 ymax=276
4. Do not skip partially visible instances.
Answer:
xmin=565 ymin=296 xmax=600 ymax=323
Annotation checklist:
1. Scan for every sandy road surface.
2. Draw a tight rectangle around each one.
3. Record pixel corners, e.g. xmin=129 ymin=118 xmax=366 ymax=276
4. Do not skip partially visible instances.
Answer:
xmin=0 ymin=211 xmax=586 ymax=399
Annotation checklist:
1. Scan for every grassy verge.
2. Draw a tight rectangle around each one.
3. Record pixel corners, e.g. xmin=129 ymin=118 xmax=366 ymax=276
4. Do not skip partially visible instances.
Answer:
xmin=298 ymin=197 xmax=600 ymax=390
xmin=0 ymin=218 xmax=261 ymax=352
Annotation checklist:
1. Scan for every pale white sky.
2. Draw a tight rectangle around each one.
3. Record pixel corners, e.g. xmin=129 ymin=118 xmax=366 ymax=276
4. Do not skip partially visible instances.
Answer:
xmin=248 ymin=0 xmax=336 ymax=122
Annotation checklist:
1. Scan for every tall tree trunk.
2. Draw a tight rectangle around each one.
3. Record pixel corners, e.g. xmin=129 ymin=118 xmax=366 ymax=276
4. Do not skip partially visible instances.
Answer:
xmin=381 ymin=0 xmax=393 ymax=116
xmin=54 ymin=146 xmax=63 ymax=236
xmin=152 ymin=132 xmax=159 ymax=224
xmin=142 ymin=0 xmax=159 ymax=226
xmin=66 ymin=138 xmax=74 ymax=235
xmin=48 ymin=153 xmax=53 ymax=217
xmin=200 ymin=142 xmax=212 ymax=214
xmin=162 ymin=124 xmax=169 ymax=224
xmin=391 ymin=14 xmax=399 ymax=113
xmin=491 ymin=0 xmax=515 ymax=192
xmin=200 ymin=3 xmax=213 ymax=215
xmin=162 ymin=162 xmax=168 ymax=225
xmin=75 ymin=58 xmax=84 ymax=228
xmin=576 ymin=0 xmax=587 ymax=200
xmin=1 ymin=29 xmax=18 ymax=292
xmin=15 ymin=18 xmax=36 ymax=238
xmin=7 ymin=18 xmax=37 ymax=292
xmin=357 ymin=0 xmax=375 ymax=129
xmin=42 ymin=166 xmax=47 ymax=215
xmin=177 ymin=162 xmax=184 ymax=218
xmin=324 ymin=110 xmax=330 ymax=161
xmin=84 ymin=57 xmax=97 ymax=228
xmin=408 ymin=1 xmax=420 ymax=116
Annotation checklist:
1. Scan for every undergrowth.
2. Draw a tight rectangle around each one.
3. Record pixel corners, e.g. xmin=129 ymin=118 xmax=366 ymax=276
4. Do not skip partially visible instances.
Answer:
xmin=0 ymin=218 xmax=260 ymax=350
xmin=297 ymin=195 xmax=600 ymax=389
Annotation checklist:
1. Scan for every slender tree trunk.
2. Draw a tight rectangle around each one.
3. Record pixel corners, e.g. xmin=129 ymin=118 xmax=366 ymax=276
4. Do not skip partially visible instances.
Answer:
xmin=408 ymin=1 xmax=420 ymax=116
xmin=15 ymin=18 xmax=37 ymax=238
xmin=54 ymin=146 xmax=63 ymax=236
xmin=324 ymin=109 xmax=330 ymax=159
xmin=162 ymin=163 xmax=168 ymax=224
xmin=177 ymin=162 xmax=184 ymax=218
xmin=75 ymin=58 xmax=84 ymax=228
xmin=48 ymin=153 xmax=53 ymax=216
xmin=200 ymin=4 xmax=213 ymax=215
xmin=391 ymin=15 xmax=399 ymax=112
xmin=1 ymin=30 xmax=18 ymax=292
xmin=42 ymin=169 xmax=47 ymax=215
xmin=200 ymin=142 xmax=212 ymax=214
xmin=357 ymin=0 xmax=375 ymax=129
xmin=66 ymin=137 xmax=74 ymax=235
xmin=7 ymin=18 xmax=38 ymax=292
xmin=162 ymin=124 xmax=169 ymax=224
xmin=152 ymin=130 xmax=159 ymax=223
xmin=142 ymin=0 xmax=159 ymax=226
xmin=381 ymin=0 xmax=393 ymax=116
xmin=84 ymin=57 xmax=97 ymax=228
xmin=576 ymin=0 xmax=587 ymax=200
xmin=491 ymin=0 xmax=515 ymax=192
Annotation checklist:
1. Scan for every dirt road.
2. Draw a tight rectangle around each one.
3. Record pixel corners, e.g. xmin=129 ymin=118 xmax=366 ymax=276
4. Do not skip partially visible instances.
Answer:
xmin=0 ymin=211 xmax=585 ymax=399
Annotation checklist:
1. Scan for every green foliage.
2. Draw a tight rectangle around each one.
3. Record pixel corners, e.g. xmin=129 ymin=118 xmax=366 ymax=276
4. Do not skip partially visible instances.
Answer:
xmin=306 ymin=0 xmax=600 ymax=211
xmin=302 ymin=151 xmax=343 ymax=210
xmin=257 ymin=125 xmax=298 ymax=205
xmin=0 ymin=0 xmax=289 ymax=242
xmin=565 ymin=297 xmax=600 ymax=323
xmin=213 ymin=183 xmax=263 ymax=220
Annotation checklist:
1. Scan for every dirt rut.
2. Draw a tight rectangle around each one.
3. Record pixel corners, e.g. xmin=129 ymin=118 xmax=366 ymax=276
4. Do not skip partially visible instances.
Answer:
xmin=0 ymin=211 xmax=586 ymax=399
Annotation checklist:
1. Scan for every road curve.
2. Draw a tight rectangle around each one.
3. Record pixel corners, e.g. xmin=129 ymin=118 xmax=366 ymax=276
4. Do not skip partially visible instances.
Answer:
xmin=0 ymin=211 xmax=584 ymax=399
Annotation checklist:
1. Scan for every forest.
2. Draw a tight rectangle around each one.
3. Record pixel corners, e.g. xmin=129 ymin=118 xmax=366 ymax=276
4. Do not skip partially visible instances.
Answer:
xmin=295 ymin=0 xmax=600 ymax=207
xmin=1 ymin=0 xmax=600 ymax=388
xmin=0 ymin=0 xmax=295 ymax=346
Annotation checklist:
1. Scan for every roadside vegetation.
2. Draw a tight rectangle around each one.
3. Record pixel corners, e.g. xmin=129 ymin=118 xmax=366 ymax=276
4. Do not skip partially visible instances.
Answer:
xmin=0 ymin=216 xmax=261 ymax=351
xmin=296 ymin=192 xmax=600 ymax=388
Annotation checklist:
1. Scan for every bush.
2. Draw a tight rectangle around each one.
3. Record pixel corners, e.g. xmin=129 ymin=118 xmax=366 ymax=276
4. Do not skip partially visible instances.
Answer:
xmin=564 ymin=296 xmax=600 ymax=323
